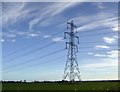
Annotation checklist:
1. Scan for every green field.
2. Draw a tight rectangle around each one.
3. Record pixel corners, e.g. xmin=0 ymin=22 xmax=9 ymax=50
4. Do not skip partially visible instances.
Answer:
xmin=2 ymin=81 xmax=119 ymax=91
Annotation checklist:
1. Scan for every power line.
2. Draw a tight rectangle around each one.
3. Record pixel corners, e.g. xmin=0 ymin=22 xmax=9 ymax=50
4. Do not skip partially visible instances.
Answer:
xmin=3 ymin=47 xmax=118 ymax=73
xmin=3 ymin=45 xmax=116 ymax=72
xmin=31 ymin=55 xmax=65 ymax=67
xmin=4 ymin=55 xmax=65 ymax=73
xmin=3 ymin=39 xmax=46 ymax=58
xmin=80 ymin=40 xmax=104 ymax=44
xmin=78 ymin=27 xmax=112 ymax=33
xmin=78 ymin=49 xmax=118 ymax=53
xmin=4 ymin=34 xmax=117 ymax=61
xmin=79 ymin=31 xmax=117 ymax=37
xmin=3 ymin=29 xmax=66 ymax=58
xmin=4 ymin=37 xmax=116 ymax=71
xmin=4 ymin=49 xmax=65 ymax=71
xmin=64 ymin=27 xmax=117 ymax=39
xmin=79 ymin=44 xmax=117 ymax=49
xmin=4 ymin=42 xmax=57 ymax=61
xmin=80 ymin=40 xmax=118 ymax=45
xmin=3 ymin=28 xmax=117 ymax=59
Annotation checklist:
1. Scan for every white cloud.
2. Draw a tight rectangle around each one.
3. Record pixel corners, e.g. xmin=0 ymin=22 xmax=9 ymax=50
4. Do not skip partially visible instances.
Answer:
xmin=113 ymin=35 xmax=118 ymax=38
xmin=43 ymin=35 xmax=51 ymax=38
xmin=2 ymin=30 xmax=42 ymax=41
xmin=103 ymin=37 xmax=116 ymax=44
xmin=27 ymin=33 xmax=39 ymax=37
xmin=107 ymin=50 xmax=118 ymax=58
xmin=94 ymin=54 xmax=106 ymax=57
xmin=95 ymin=45 xmax=110 ymax=49
xmin=88 ymin=53 xmax=93 ymax=55
xmin=1 ymin=39 xmax=4 ymax=42
xmin=52 ymin=37 xmax=64 ymax=42
xmin=112 ymin=25 xmax=118 ymax=31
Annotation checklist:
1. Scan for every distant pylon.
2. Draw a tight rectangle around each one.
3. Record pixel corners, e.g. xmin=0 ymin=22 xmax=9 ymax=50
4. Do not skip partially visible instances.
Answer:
xmin=63 ymin=20 xmax=81 ymax=82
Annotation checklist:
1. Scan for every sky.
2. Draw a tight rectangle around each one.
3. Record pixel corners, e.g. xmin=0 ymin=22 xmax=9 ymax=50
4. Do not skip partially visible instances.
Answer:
xmin=1 ymin=1 xmax=119 ymax=81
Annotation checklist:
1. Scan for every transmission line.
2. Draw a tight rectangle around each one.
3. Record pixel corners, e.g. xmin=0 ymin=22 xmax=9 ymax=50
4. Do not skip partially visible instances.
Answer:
xmin=79 ymin=44 xmax=117 ymax=49
xmin=78 ymin=27 xmax=112 ymax=33
xmin=4 ymin=48 xmax=118 ymax=73
xmin=4 ymin=49 xmax=65 ymax=71
xmin=78 ymin=49 xmax=118 ymax=53
xmin=79 ymin=31 xmax=117 ymax=37
xmin=3 ymin=29 xmax=66 ymax=58
xmin=3 ymin=28 xmax=117 ymax=59
xmin=4 ymin=42 xmax=57 ymax=61
xmin=4 ymin=55 xmax=65 ymax=73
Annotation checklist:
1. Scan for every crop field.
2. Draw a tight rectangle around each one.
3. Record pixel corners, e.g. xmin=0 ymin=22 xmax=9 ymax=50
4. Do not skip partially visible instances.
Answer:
xmin=2 ymin=81 xmax=119 ymax=91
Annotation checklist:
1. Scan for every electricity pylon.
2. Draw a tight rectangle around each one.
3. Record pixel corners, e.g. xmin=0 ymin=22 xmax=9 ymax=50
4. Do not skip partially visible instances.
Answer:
xmin=63 ymin=20 xmax=81 ymax=82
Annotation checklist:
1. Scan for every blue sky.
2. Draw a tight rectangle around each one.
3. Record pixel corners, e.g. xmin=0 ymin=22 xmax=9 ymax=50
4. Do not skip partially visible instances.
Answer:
xmin=1 ymin=2 xmax=118 ymax=81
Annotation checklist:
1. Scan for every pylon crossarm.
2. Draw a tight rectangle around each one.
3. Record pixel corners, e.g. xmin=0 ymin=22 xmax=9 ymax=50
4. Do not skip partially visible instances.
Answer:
xmin=64 ymin=32 xmax=70 ymax=39
xmin=74 ymin=36 xmax=79 ymax=44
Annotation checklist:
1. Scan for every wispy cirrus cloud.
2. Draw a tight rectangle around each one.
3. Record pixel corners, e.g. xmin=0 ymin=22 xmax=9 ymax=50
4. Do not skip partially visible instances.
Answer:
xmin=29 ymin=2 xmax=79 ymax=30
xmin=2 ymin=2 xmax=28 ymax=26
xmin=3 ymin=2 xmax=80 ymax=42
xmin=77 ymin=16 xmax=117 ymax=32
xmin=60 ymin=7 xmax=116 ymax=33
xmin=57 ymin=10 xmax=117 ymax=30
xmin=92 ymin=2 xmax=106 ymax=9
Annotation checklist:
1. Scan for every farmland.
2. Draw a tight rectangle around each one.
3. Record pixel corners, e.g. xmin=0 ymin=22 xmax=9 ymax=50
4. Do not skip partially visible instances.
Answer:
xmin=2 ymin=81 xmax=119 ymax=91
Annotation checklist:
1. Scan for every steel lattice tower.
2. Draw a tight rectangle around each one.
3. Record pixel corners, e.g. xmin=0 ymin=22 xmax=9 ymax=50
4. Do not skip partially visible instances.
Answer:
xmin=63 ymin=20 xmax=81 ymax=82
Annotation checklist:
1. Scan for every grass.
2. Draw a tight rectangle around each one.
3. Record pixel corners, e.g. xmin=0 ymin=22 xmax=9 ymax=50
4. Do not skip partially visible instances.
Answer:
xmin=2 ymin=81 xmax=119 ymax=91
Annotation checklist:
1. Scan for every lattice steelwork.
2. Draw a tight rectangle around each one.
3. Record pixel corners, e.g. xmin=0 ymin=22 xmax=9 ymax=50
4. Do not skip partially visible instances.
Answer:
xmin=63 ymin=20 xmax=81 ymax=82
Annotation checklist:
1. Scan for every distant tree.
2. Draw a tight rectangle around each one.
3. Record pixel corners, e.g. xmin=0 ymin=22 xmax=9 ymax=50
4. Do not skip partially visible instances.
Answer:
xmin=24 ymin=80 xmax=26 ymax=83
xmin=20 ymin=80 xmax=22 ymax=83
